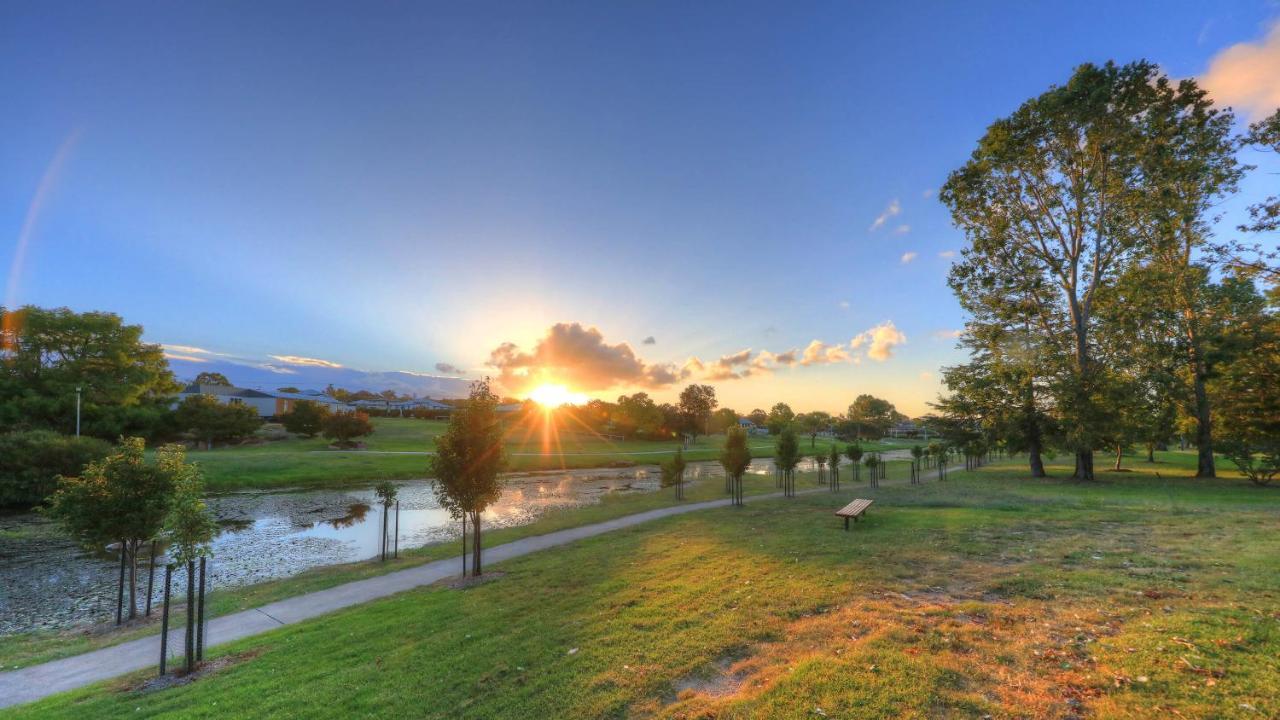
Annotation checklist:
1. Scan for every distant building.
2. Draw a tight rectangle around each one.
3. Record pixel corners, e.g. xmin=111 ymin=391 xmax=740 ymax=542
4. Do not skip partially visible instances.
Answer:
xmin=737 ymin=417 xmax=769 ymax=436
xmin=175 ymin=384 xmax=352 ymax=418
xmin=888 ymin=420 xmax=928 ymax=439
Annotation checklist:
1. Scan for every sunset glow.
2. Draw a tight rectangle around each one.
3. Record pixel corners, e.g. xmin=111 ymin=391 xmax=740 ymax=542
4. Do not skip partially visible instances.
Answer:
xmin=527 ymin=383 xmax=588 ymax=409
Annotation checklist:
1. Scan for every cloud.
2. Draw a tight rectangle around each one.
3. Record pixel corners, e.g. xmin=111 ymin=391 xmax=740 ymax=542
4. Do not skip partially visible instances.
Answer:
xmin=163 ymin=352 xmax=208 ymax=363
xmin=938 ymin=250 xmax=956 ymax=259
xmin=868 ymin=199 xmax=901 ymax=232
xmin=922 ymin=188 xmax=936 ymax=199
xmin=434 ymin=362 xmax=465 ymax=375
xmin=800 ymin=340 xmax=851 ymax=366
xmin=269 ymin=354 xmax=344 ymax=368
xmin=162 ymin=344 xmax=212 ymax=356
xmin=919 ymin=371 xmax=933 ymax=382
xmin=838 ymin=300 xmax=850 ymax=309
xmin=487 ymin=322 xmax=684 ymax=392
xmin=851 ymin=321 xmax=907 ymax=362
xmin=715 ymin=348 xmax=754 ymax=368
xmin=900 ymin=251 xmax=918 ymax=264
xmin=894 ymin=224 xmax=911 ymax=235
xmin=932 ymin=328 xmax=964 ymax=340
xmin=642 ymin=336 xmax=656 ymax=345
xmin=257 ymin=364 xmax=299 ymax=375
xmin=1201 ymin=20 xmax=1280 ymax=120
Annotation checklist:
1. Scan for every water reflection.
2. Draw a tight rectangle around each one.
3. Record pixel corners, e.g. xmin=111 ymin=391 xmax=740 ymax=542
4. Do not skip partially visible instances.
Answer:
xmin=0 ymin=452 xmax=919 ymax=635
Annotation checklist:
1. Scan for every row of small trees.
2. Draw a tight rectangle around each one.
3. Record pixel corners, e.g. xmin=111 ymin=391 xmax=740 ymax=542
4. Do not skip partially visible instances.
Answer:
xmin=45 ymin=439 xmax=217 ymax=674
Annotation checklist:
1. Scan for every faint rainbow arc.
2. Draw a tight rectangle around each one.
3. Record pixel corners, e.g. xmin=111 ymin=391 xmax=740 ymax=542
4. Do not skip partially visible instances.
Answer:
xmin=5 ymin=128 xmax=84 ymax=312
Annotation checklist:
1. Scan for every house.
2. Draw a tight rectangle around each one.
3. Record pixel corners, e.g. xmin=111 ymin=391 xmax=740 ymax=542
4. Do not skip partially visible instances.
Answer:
xmin=888 ymin=420 xmax=928 ymax=439
xmin=175 ymin=384 xmax=352 ymax=419
xmin=737 ymin=417 xmax=769 ymax=436
xmin=352 ymin=397 xmax=455 ymax=416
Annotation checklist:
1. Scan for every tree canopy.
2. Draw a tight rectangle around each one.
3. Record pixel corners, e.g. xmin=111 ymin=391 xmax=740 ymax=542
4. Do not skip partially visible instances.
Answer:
xmin=0 ymin=306 xmax=178 ymax=439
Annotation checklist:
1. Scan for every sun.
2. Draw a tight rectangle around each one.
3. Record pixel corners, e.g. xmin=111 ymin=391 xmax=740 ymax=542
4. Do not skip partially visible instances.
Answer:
xmin=528 ymin=383 xmax=588 ymax=408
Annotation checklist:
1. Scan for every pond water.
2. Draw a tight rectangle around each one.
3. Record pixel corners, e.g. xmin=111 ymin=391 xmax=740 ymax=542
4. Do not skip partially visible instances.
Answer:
xmin=0 ymin=468 xmax=642 ymax=636
xmin=0 ymin=453 xmax=908 ymax=637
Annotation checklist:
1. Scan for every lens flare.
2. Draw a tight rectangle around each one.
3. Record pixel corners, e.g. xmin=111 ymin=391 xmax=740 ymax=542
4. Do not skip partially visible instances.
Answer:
xmin=527 ymin=384 xmax=587 ymax=408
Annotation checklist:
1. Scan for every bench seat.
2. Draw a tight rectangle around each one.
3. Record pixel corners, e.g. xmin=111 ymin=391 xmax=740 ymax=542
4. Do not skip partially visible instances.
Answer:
xmin=835 ymin=499 xmax=873 ymax=530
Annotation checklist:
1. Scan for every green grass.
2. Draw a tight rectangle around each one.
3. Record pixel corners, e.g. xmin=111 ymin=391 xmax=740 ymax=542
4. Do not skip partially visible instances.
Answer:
xmin=180 ymin=417 xmax=919 ymax=492
xmin=1 ymin=461 xmax=917 ymax=670
xmin=9 ymin=451 xmax=1279 ymax=718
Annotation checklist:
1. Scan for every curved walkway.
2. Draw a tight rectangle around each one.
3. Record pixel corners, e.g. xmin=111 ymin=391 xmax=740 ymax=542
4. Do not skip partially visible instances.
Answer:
xmin=0 ymin=487 xmax=811 ymax=708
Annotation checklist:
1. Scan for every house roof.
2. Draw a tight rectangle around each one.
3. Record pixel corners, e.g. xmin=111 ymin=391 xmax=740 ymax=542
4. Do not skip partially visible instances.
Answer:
xmin=180 ymin=384 xmax=346 ymax=404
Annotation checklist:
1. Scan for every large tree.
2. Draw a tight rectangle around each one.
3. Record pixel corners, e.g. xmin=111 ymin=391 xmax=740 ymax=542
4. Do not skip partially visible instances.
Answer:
xmin=797 ymin=411 xmax=831 ymax=448
xmin=942 ymin=61 xmax=1187 ymax=480
xmin=1124 ymin=74 xmax=1244 ymax=476
xmin=845 ymin=395 xmax=901 ymax=440
xmin=765 ymin=402 xmax=795 ymax=435
xmin=615 ymin=392 xmax=663 ymax=439
xmin=432 ymin=379 xmax=506 ymax=576
xmin=193 ymin=372 xmax=231 ymax=386
xmin=0 ymin=306 xmax=179 ymax=439
xmin=677 ymin=384 xmax=717 ymax=440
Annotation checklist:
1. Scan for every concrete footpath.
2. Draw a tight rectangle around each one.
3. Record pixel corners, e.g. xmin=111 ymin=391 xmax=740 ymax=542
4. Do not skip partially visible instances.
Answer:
xmin=0 ymin=485 xmax=827 ymax=709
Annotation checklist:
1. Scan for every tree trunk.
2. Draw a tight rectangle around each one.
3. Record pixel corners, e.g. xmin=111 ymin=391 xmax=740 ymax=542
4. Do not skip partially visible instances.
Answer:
xmin=1028 ymin=435 xmax=1046 ymax=478
xmin=460 ymin=514 xmax=467 ymax=577
xmin=1147 ymin=443 xmax=1155 ymax=463
xmin=471 ymin=512 xmax=483 ymax=576
xmin=185 ymin=560 xmax=196 ymax=673
xmin=1191 ymin=362 xmax=1216 ymax=478
xmin=127 ymin=540 xmax=138 ymax=620
xmin=1074 ymin=451 xmax=1094 ymax=481
xmin=1114 ymin=445 xmax=1124 ymax=471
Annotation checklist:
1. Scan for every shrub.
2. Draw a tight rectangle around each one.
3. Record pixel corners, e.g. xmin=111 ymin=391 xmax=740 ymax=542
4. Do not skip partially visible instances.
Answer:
xmin=280 ymin=400 xmax=330 ymax=438
xmin=322 ymin=411 xmax=374 ymax=447
xmin=173 ymin=395 xmax=262 ymax=449
xmin=0 ymin=431 xmax=112 ymax=508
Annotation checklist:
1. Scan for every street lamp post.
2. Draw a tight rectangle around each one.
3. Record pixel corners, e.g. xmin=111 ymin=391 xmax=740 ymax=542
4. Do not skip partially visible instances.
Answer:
xmin=75 ymin=386 xmax=82 ymax=437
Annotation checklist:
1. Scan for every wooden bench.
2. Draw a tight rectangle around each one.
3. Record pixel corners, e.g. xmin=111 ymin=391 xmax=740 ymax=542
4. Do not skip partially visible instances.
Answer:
xmin=835 ymin=499 xmax=873 ymax=530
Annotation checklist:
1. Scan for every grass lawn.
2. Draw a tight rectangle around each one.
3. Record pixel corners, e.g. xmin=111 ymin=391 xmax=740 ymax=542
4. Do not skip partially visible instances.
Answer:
xmin=9 ymin=451 xmax=1278 ymax=718
xmin=0 ymin=459 xmax=915 ymax=670
xmin=184 ymin=417 xmax=919 ymax=492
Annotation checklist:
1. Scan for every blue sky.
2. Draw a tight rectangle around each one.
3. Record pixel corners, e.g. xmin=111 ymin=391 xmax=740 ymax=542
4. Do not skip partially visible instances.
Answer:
xmin=3 ymin=1 xmax=1278 ymax=415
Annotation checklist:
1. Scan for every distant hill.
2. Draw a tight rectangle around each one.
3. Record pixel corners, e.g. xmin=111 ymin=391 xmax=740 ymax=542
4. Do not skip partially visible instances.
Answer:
xmin=166 ymin=357 xmax=471 ymax=398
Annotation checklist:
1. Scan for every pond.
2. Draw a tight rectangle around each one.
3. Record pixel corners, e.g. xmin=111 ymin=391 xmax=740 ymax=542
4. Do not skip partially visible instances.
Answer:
xmin=0 ymin=456 xmax=850 ymax=637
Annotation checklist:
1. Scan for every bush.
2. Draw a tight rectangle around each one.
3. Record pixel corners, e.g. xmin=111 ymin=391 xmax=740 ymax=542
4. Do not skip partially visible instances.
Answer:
xmin=322 ymin=411 xmax=374 ymax=448
xmin=280 ymin=400 xmax=330 ymax=437
xmin=173 ymin=395 xmax=262 ymax=449
xmin=0 ymin=431 xmax=112 ymax=508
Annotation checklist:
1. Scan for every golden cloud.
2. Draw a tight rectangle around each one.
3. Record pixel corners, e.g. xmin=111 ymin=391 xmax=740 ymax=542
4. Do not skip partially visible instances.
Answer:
xmin=853 ymin=321 xmax=907 ymax=362
xmin=1201 ymin=21 xmax=1280 ymax=120
xmin=487 ymin=322 xmax=687 ymax=392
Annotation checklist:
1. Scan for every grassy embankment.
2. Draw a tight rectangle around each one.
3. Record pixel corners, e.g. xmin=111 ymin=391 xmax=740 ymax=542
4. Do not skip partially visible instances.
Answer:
xmin=10 ymin=451 xmax=1279 ymax=719
xmin=0 ymin=458 xmax=915 ymax=670
xmin=184 ymin=417 xmax=918 ymax=492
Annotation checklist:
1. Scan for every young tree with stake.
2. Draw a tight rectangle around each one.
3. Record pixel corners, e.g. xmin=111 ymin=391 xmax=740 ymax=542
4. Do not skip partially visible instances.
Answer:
xmin=45 ymin=437 xmax=176 ymax=623
xmin=432 ymin=379 xmax=506 ymax=576
xmin=719 ymin=426 xmax=752 ymax=506
xmin=161 ymin=445 xmax=217 ymax=673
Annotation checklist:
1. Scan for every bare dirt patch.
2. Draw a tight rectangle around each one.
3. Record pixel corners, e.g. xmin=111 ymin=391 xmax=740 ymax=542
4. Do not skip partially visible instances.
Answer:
xmin=118 ymin=649 xmax=263 ymax=696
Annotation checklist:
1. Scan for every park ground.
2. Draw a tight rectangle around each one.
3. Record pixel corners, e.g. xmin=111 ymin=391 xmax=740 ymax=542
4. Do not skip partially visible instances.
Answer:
xmin=181 ymin=416 xmax=918 ymax=492
xmin=5 ymin=451 xmax=1278 ymax=719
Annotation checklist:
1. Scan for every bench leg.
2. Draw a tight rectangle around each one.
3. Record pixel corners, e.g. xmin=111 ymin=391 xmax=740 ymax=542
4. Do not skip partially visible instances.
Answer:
xmin=844 ymin=516 xmax=849 ymax=531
